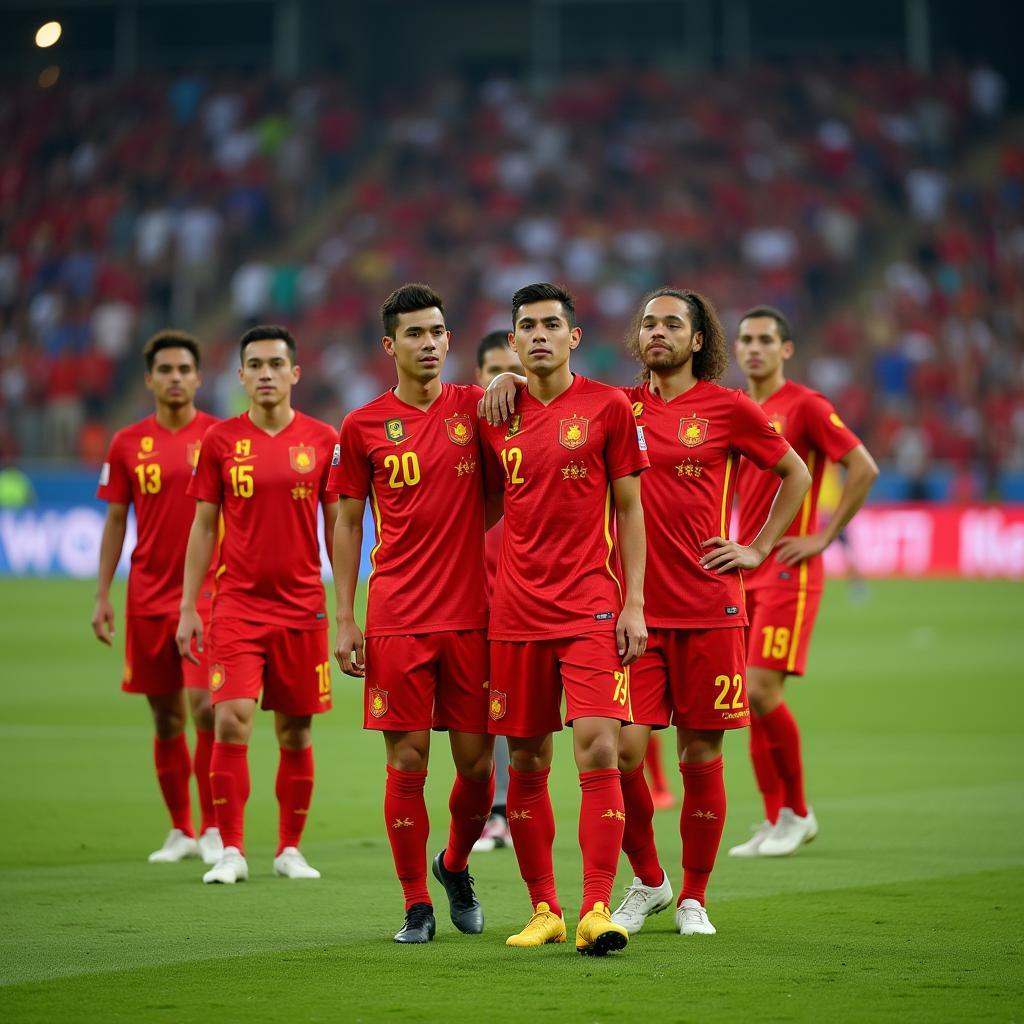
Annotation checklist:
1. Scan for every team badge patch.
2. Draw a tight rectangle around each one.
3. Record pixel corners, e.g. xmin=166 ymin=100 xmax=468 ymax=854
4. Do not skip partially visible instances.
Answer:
xmin=445 ymin=414 xmax=473 ymax=446
xmin=289 ymin=445 xmax=316 ymax=474
xmin=385 ymin=418 xmax=406 ymax=443
xmin=632 ymin=401 xmax=644 ymax=418
xmin=186 ymin=441 xmax=201 ymax=469
xmin=829 ymin=411 xmax=846 ymax=429
xmin=369 ymin=687 xmax=389 ymax=719
xmin=209 ymin=663 xmax=226 ymax=692
xmin=559 ymin=415 xmax=589 ymax=450
xmin=678 ymin=416 xmax=709 ymax=447
xmin=489 ymin=690 xmax=507 ymax=721
xmin=504 ymin=414 xmax=523 ymax=440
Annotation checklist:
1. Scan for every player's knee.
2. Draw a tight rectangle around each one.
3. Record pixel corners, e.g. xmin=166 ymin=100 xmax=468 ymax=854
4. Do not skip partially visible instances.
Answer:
xmin=577 ymin=733 xmax=618 ymax=772
xmin=150 ymin=703 xmax=186 ymax=739
xmin=617 ymin=729 xmax=648 ymax=773
xmin=679 ymin=729 xmax=723 ymax=763
xmin=214 ymin=708 xmax=251 ymax=743
xmin=509 ymin=748 xmax=548 ymax=774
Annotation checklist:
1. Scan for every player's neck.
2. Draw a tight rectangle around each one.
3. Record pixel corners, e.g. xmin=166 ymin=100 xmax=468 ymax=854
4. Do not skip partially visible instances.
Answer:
xmin=248 ymin=400 xmax=295 ymax=435
xmin=154 ymin=402 xmax=197 ymax=431
xmin=748 ymin=371 xmax=787 ymax=405
xmin=649 ymin=365 xmax=699 ymax=403
xmin=526 ymin=365 xmax=573 ymax=405
xmin=394 ymin=374 xmax=442 ymax=411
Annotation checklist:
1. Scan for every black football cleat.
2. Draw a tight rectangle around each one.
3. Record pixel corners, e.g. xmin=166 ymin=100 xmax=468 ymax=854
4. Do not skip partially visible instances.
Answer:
xmin=431 ymin=849 xmax=485 ymax=934
xmin=393 ymin=902 xmax=436 ymax=944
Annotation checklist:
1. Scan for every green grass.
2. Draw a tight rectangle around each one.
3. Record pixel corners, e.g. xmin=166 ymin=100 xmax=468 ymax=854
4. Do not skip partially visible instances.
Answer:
xmin=1 ymin=578 xmax=1022 ymax=1023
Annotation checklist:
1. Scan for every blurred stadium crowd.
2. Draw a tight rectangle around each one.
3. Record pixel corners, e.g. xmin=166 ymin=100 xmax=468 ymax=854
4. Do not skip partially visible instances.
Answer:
xmin=1 ymin=61 xmax=1021 ymax=497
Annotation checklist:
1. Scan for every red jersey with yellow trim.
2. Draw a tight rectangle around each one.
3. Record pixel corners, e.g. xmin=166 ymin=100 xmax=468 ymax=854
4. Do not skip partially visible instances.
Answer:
xmin=737 ymin=380 xmax=861 ymax=592
xmin=328 ymin=383 xmax=488 ymax=638
xmin=97 ymin=411 xmax=218 ymax=616
xmin=625 ymin=380 xmax=790 ymax=629
xmin=188 ymin=410 xmax=337 ymax=628
xmin=480 ymin=374 xmax=649 ymax=641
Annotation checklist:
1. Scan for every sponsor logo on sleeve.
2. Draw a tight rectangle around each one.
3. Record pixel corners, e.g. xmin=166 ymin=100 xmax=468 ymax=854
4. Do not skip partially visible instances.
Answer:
xmin=331 ymin=443 xmax=341 ymax=466
xmin=186 ymin=441 xmax=201 ymax=469
xmin=99 ymin=463 xmax=110 ymax=486
xmin=636 ymin=425 xmax=648 ymax=451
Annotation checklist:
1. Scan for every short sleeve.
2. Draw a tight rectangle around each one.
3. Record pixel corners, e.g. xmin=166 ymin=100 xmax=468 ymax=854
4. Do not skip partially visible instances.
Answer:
xmin=319 ymin=427 xmax=340 ymax=502
xmin=327 ymin=414 xmax=371 ymax=500
xmin=478 ymin=425 xmax=506 ymax=496
xmin=604 ymin=390 xmax=650 ymax=480
xmin=803 ymin=393 xmax=861 ymax=463
xmin=96 ymin=433 xmax=131 ymax=503
xmin=187 ymin=425 xmax=224 ymax=504
xmin=730 ymin=392 xmax=792 ymax=470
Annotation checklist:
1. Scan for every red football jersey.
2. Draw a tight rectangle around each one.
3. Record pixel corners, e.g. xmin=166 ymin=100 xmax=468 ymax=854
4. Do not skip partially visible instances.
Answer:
xmin=480 ymin=374 xmax=650 ymax=641
xmin=328 ymin=384 xmax=488 ymax=637
xmin=97 ymin=411 xmax=218 ymax=616
xmin=625 ymin=380 xmax=790 ymax=629
xmin=188 ymin=410 xmax=338 ymax=628
xmin=737 ymin=380 xmax=861 ymax=592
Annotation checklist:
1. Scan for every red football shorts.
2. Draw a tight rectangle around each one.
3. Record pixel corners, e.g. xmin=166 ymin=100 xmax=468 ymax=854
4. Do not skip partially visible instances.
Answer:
xmin=745 ymin=586 xmax=823 ymax=677
xmin=207 ymin=618 xmax=332 ymax=715
xmin=122 ymin=612 xmax=208 ymax=696
xmin=488 ymin=633 xmax=632 ymax=737
xmin=631 ymin=627 xmax=749 ymax=731
xmin=363 ymin=630 xmax=489 ymax=733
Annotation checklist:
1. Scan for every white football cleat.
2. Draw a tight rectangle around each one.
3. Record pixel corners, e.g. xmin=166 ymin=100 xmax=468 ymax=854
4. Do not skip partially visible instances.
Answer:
xmin=148 ymin=828 xmax=199 ymax=863
xmin=758 ymin=807 xmax=819 ymax=857
xmin=676 ymin=898 xmax=716 ymax=935
xmin=728 ymin=820 xmax=774 ymax=858
xmin=610 ymin=872 xmax=674 ymax=935
xmin=202 ymin=846 xmax=249 ymax=884
xmin=197 ymin=827 xmax=224 ymax=865
xmin=472 ymin=812 xmax=513 ymax=853
xmin=273 ymin=847 xmax=321 ymax=879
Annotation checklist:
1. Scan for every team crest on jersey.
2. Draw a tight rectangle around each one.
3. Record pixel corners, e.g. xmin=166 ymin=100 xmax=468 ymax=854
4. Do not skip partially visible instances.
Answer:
xmin=209 ymin=663 xmax=226 ymax=692
xmin=678 ymin=416 xmax=709 ymax=447
xmin=289 ymin=446 xmax=316 ymax=474
xmin=369 ymin=688 xmax=389 ymax=718
xmin=489 ymin=690 xmax=507 ymax=721
xmin=559 ymin=416 xmax=589 ymax=450
xmin=632 ymin=401 xmax=644 ymax=418
xmin=504 ymin=414 xmax=523 ymax=440
xmin=770 ymin=414 xmax=787 ymax=435
xmin=186 ymin=441 xmax=201 ymax=469
xmin=385 ymin=418 xmax=406 ymax=443
xmin=445 ymin=414 xmax=473 ymax=446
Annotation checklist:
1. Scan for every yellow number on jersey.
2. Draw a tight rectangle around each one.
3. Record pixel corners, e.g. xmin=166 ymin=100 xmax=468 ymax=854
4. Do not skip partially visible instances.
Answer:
xmin=134 ymin=463 xmax=161 ymax=494
xmin=229 ymin=464 xmax=254 ymax=498
xmin=713 ymin=673 xmax=745 ymax=711
xmin=760 ymin=626 xmax=791 ymax=660
xmin=501 ymin=446 xmax=525 ymax=485
xmin=383 ymin=451 xmax=421 ymax=489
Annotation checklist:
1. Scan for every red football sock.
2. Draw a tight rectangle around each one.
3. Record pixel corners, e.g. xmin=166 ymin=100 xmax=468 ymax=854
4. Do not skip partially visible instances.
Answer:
xmin=679 ymin=756 xmax=726 ymax=906
xmin=759 ymin=703 xmax=808 ymax=817
xmin=507 ymin=767 xmax=561 ymax=917
xmin=153 ymin=734 xmax=194 ymax=837
xmin=193 ymin=729 xmax=216 ymax=833
xmin=578 ymin=768 xmax=624 ymax=915
xmin=276 ymin=746 xmax=315 ymax=855
xmin=749 ymin=714 xmax=784 ymax=824
xmin=384 ymin=766 xmax=431 ymax=909
xmin=619 ymin=763 xmax=663 ymax=887
xmin=443 ymin=768 xmax=495 ymax=873
xmin=209 ymin=741 xmax=250 ymax=854
xmin=644 ymin=734 xmax=670 ymax=793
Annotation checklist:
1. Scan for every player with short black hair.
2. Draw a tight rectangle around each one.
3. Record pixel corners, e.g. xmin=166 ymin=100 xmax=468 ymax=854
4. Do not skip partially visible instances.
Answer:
xmin=728 ymin=307 xmax=878 ymax=858
xmin=177 ymin=325 xmax=339 ymax=884
xmin=480 ymin=283 xmax=648 ymax=956
xmin=93 ymin=329 xmax=222 ymax=866
xmin=331 ymin=284 xmax=497 ymax=943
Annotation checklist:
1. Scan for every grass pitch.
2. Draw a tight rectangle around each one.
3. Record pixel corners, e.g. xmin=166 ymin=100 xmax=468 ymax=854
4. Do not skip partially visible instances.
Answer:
xmin=0 ymin=578 xmax=1022 ymax=1023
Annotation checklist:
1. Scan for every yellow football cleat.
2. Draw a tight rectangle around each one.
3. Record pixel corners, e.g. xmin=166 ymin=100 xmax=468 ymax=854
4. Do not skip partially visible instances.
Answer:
xmin=575 ymin=901 xmax=629 ymax=956
xmin=506 ymin=902 xmax=567 ymax=947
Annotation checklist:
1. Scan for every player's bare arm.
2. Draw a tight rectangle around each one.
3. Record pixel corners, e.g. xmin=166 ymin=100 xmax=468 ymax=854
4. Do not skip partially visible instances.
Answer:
xmin=175 ymin=500 xmax=219 ymax=663
xmin=479 ymin=371 xmax=527 ymax=426
xmin=612 ymin=472 xmax=648 ymax=666
xmin=91 ymin=502 xmax=129 ymax=645
xmin=775 ymin=444 xmax=879 ymax=566
xmin=484 ymin=491 xmax=505 ymax=530
xmin=332 ymin=495 xmax=366 ymax=677
xmin=322 ymin=499 xmax=339 ymax=568
xmin=700 ymin=448 xmax=810 ymax=574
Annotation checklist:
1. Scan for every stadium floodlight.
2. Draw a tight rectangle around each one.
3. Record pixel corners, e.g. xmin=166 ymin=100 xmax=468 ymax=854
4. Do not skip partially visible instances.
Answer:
xmin=34 ymin=21 xmax=62 ymax=48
